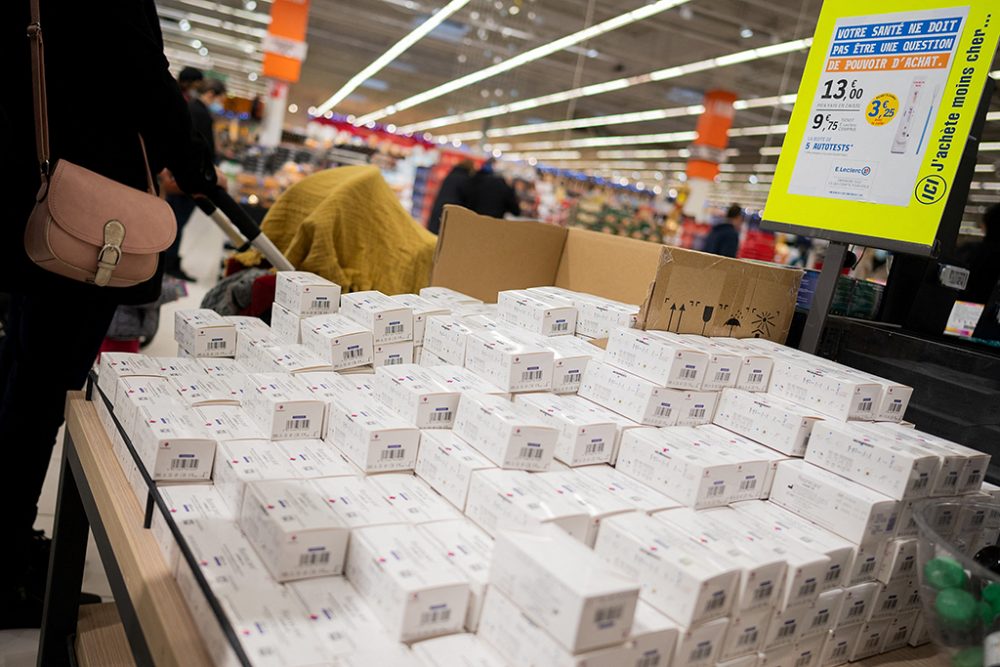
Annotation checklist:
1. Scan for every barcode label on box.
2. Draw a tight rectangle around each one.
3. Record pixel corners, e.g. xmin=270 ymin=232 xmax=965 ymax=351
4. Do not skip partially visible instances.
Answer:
xmin=739 ymin=478 xmax=757 ymax=492
xmin=754 ymin=582 xmax=774 ymax=602
xmin=344 ymin=347 xmax=364 ymax=360
xmin=385 ymin=355 xmax=404 ymax=365
xmin=707 ymin=484 xmax=726 ymax=498
xmin=748 ymin=370 xmax=764 ymax=384
xmin=654 ymin=404 xmax=672 ymax=418
xmin=381 ymin=447 xmax=406 ymax=460
xmin=863 ymin=634 xmax=880 ymax=651
xmin=594 ymin=605 xmax=624 ymax=626
xmin=969 ymin=472 xmax=983 ymax=486
xmin=714 ymin=370 xmax=731 ymax=383
xmin=888 ymin=401 xmax=903 ymax=413
xmin=944 ymin=472 xmax=959 ymax=488
xmin=420 ymin=608 xmax=451 ymax=626
xmin=892 ymin=627 xmax=908 ymax=643
xmin=738 ymin=628 xmax=759 ymax=646
xmin=882 ymin=596 xmax=898 ymax=612
xmin=689 ymin=643 xmax=712 ymax=662
xmin=689 ymin=406 xmax=706 ymax=419
xmin=429 ymin=410 xmax=453 ymax=423
xmin=299 ymin=551 xmax=331 ymax=567
xmin=908 ymin=591 xmax=920 ymax=606
xmin=795 ymin=655 xmax=811 ymax=667
xmin=521 ymin=369 xmax=543 ymax=382
xmin=311 ymin=298 xmax=331 ymax=311
xmin=564 ymin=372 xmax=582 ymax=384
xmin=386 ymin=323 xmax=404 ymax=335
xmin=847 ymin=602 xmax=866 ymax=619
xmin=286 ymin=417 xmax=310 ymax=431
xmin=825 ymin=565 xmax=841 ymax=583
xmin=636 ymin=654 xmax=661 ymax=667
xmin=680 ymin=366 xmax=698 ymax=380
xmin=553 ymin=321 xmax=569 ymax=332
xmin=858 ymin=398 xmax=873 ymax=412
xmin=778 ymin=621 xmax=797 ymax=638
xmin=900 ymin=558 xmax=915 ymax=573
xmin=811 ymin=610 xmax=830 ymax=628
xmin=705 ymin=591 xmax=726 ymax=612
xmin=519 ymin=446 xmax=544 ymax=460
xmin=860 ymin=559 xmax=877 ymax=575
xmin=798 ymin=580 xmax=817 ymax=598
xmin=170 ymin=458 xmax=199 ymax=470
xmin=912 ymin=475 xmax=929 ymax=491
xmin=831 ymin=643 xmax=848 ymax=660
xmin=208 ymin=339 xmax=227 ymax=351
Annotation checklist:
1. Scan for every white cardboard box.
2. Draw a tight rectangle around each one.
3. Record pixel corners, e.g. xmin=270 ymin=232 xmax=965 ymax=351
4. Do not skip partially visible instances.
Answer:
xmin=769 ymin=461 xmax=900 ymax=547
xmin=883 ymin=610 xmax=920 ymax=652
xmin=421 ymin=316 xmax=479 ymax=366
xmin=300 ymin=313 xmax=374 ymax=370
xmin=216 ymin=586 xmax=329 ymax=667
xmin=114 ymin=376 xmax=181 ymax=435
xmin=615 ymin=428 xmax=741 ymax=509
xmin=696 ymin=425 xmax=790 ymax=499
xmin=712 ymin=389 xmax=822 ymax=457
xmin=719 ymin=605 xmax=770 ymax=661
xmin=628 ymin=601 xmax=679 ymax=667
xmin=656 ymin=332 xmax=740 ymax=391
xmin=150 ymin=484 xmax=233 ymax=572
xmin=274 ymin=271 xmax=341 ymax=316
xmin=669 ymin=427 xmax=770 ymax=502
xmin=490 ymin=527 xmax=640 ymax=653
xmin=424 ymin=364 xmax=510 ymax=399
xmin=269 ymin=301 xmax=304 ymax=344
xmin=821 ymin=622 xmax=864 ymax=667
xmin=412 ymin=634 xmax=506 ymax=667
xmin=97 ymin=353 xmax=162 ymax=405
xmin=464 ymin=469 xmax=589 ymax=541
xmin=130 ymin=406 xmax=216 ymax=481
xmin=536 ymin=470 xmax=637 ymax=546
xmin=373 ymin=340 xmax=414 ymax=367
xmin=239 ymin=479 xmax=350 ymax=581
xmin=572 ymin=296 xmax=639 ymax=339
xmin=675 ymin=390 xmax=720 ymax=427
xmin=452 ymin=391 xmax=558 ymax=471
xmin=702 ymin=508 xmax=829 ymax=611
xmin=837 ymin=582 xmax=880 ymax=627
xmin=369 ymin=473 xmax=461 ymax=525
xmin=253 ymin=343 xmax=334 ymax=375
xmin=848 ymin=618 xmax=891 ymax=662
xmin=151 ymin=356 xmax=203 ymax=377
xmin=604 ymin=327 xmax=708 ymax=389
xmin=345 ymin=523 xmax=469 ymax=642
xmin=464 ymin=329 xmax=554 ymax=393
xmin=881 ymin=422 xmax=991 ymax=494
xmin=593 ymin=512 xmax=738 ymax=627
xmin=341 ymin=290 xmax=413 ymax=343
xmin=515 ymin=393 xmax=616 ymax=466
xmin=477 ymin=586 xmax=636 ymax=667
xmin=419 ymin=519 xmax=493 ymax=632
xmin=242 ymin=373 xmax=325 ymax=439
xmin=414 ymin=430 xmax=496 ymax=510
xmin=389 ymin=294 xmax=450 ymax=345
xmin=174 ymin=309 xmax=237 ymax=358
xmin=876 ymin=537 xmax=918 ymax=584
xmin=673 ymin=616 xmax=730 ymax=667
xmin=530 ymin=333 xmax=602 ymax=394
xmin=705 ymin=337 xmax=775 ymax=392
xmin=374 ymin=364 xmax=460 ymax=429
xmin=655 ymin=507 xmax=787 ymax=612
xmin=326 ymin=396 xmax=420 ymax=473
xmin=867 ymin=577 xmax=920 ymax=620
xmin=578 ymin=360 xmax=685 ymax=427
xmin=419 ymin=286 xmax=483 ymax=307
xmin=274 ymin=438 xmax=360 ymax=479
xmin=196 ymin=357 xmax=247 ymax=378
xmin=806 ymin=421 xmax=940 ymax=500
xmin=194 ymin=406 xmax=265 ymax=441
xmin=289 ymin=576 xmax=419 ymax=665
xmin=767 ymin=357 xmax=881 ymax=422
xmin=169 ymin=374 xmax=242 ymax=407
xmin=496 ymin=289 xmax=577 ymax=336
xmin=575 ymin=464 xmax=683 ymax=514
xmin=761 ymin=603 xmax=810 ymax=650
xmin=802 ymin=588 xmax=845 ymax=639
xmin=309 ymin=475 xmax=404 ymax=529
xmin=212 ymin=439 xmax=299 ymax=514
xmin=561 ymin=395 xmax=644 ymax=465
xmin=855 ymin=422 xmax=968 ymax=498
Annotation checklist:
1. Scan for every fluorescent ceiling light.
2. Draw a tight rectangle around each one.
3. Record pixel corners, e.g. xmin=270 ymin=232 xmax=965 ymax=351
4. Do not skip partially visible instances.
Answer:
xmin=501 ymin=151 xmax=583 ymax=160
xmin=976 ymin=164 xmax=997 ymax=172
xmin=758 ymin=146 xmax=783 ymax=156
xmin=397 ymin=38 xmax=811 ymax=134
xmin=356 ymin=0 xmax=693 ymax=124
xmin=981 ymin=142 xmax=1000 ymax=151
xmin=987 ymin=111 xmax=1000 ymax=122
xmin=315 ymin=0 xmax=471 ymax=115
xmin=503 ymin=124 xmax=786 ymax=151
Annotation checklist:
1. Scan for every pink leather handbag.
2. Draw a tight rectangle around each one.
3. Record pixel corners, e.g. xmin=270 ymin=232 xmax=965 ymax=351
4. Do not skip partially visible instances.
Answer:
xmin=23 ymin=0 xmax=176 ymax=287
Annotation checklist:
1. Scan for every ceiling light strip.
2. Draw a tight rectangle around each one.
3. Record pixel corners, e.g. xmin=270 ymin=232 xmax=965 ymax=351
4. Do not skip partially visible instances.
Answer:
xmin=355 ymin=0 xmax=693 ymax=124
xmin=315 ymin=0 xmax=472 ymax=115
xmin=397 ymin=38 xmax=811 ymax=133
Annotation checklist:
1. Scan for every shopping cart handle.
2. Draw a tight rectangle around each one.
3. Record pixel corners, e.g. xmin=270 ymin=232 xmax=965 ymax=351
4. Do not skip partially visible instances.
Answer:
xmin=200 ymin=187 xmax=263 ymax=244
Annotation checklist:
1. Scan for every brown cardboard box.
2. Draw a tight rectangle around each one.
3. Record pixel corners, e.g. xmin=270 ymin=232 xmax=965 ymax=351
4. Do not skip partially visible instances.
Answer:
xmin=432 ymin=207 xmax=803 ymax=342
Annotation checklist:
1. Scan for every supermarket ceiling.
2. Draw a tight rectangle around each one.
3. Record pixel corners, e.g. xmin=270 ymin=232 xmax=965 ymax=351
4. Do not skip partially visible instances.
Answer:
xmin=158 ymin=0 xmax=1000 ymax=210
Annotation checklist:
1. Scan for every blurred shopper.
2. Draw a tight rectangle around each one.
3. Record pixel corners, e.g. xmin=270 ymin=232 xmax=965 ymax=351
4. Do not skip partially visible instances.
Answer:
xmin=959 ymin=203 xmax=1000 ymax=304
xmin=703 ymin=203 xmax=744 ymax=258
xmin=427 ymin=159 xmax=474 ymax=234
xmin=461 ymin=159 xmax=521 ymax=219
xmin=163 ymin=77 xmax=227 ymax=280
xmin=0 ymin=1 xmax=217 ymax=628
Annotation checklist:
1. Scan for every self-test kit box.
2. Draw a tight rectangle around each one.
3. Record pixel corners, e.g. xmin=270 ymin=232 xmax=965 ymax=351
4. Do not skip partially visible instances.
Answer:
xmin=274 ymin=271 xmax=341 ymax=316
xmin=374 ymin=364 xmax=460 ymax=429
xmin=464 ymin=468 xmax=589 ymax=541
xmin=114 ymin=376 xmax=181 ymax=435
xmin=369 ymin=473 xmax=461 ymax=525
xmin=300 ymin=313 xmax=374 ymax=370
xmin=242 ymin=373 xmax=325 ymax=439
xmin=575 ymin=464 xmax=682 ymax=514
xmin=309 ymin=476 xmax=404 ymax=529
xmin=390 ymin=294 xmax=450 ymax=344
xmin=464 ymin=328 xmax=554 ymax=393
xmin=536 ymin=470 xmax=639 ymax=547
xmin=424 ymin=364 xmax=509 ymax=399
xmin=212 ymin=439 xmax=300 ymax=513
xmin=419 ymin=519 xmax=494 ymax=631
xmin=452 ymin=391 xmax=558 ymax=470
xmin=130 ymin=406 xmax=216 ymax=481
xmin=340 ymin=290 xmax=413 ymax=343
xmin=491 ymin=527 xmax=640 ymax=654
xmin=497 ymin=289 xmax=577 ymax=336
xmin=421 ymin=316 xmax=479 ymax=366
xmin=604 ymin=327 xmax=708 ymax=389
xmin=412 ymin=634 xmax=506 ymax=667
xmin=578 ymin=360 xmax=684 ymax=426
xmin=345 ymin=523 xmax=469 ymax=642
xmin=326 ymin=396 xmax=420 ymax=473
xmin=515 ymin=392 xmax=616 ymax=466
xmin=174 ymin=309 xmax=237 ymax=358
xmin=712 ymin=389 xmax=822 ymax=457
xmin=97 ymin=353 xmax=164 ymax=405
xmin=414 ymin=430 xmax=496 ymax=510
xmin=269 ymin=301 xmax=304 ymax=344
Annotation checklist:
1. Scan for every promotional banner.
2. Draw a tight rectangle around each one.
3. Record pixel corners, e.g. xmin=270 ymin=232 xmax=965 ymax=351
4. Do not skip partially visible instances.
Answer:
xmin=262 ymin=0 xmax=311 ymax=83
xmin=764 ymin=0 xmax=1000 ymax=253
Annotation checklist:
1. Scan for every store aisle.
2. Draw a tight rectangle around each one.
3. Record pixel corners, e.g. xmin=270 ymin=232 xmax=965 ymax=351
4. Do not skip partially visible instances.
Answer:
xmin=0 ymin=216 xmax=223 ymax=662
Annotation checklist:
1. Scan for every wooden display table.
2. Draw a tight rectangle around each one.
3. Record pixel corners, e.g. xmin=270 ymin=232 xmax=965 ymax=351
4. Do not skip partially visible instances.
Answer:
xmin=37 ymin=390 xmax=948 ymax=666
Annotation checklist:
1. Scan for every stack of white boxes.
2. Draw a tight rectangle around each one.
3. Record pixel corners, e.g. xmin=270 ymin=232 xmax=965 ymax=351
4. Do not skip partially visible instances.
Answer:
xmin=272 ymin=272 xmax=342 ymax=344
xmin=85 ymin=278 xmax=993 ymax=667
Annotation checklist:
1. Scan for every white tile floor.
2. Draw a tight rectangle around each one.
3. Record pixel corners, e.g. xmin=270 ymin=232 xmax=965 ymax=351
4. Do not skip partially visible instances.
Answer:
xmin=1 ymin=209 xmax=225 ymax=662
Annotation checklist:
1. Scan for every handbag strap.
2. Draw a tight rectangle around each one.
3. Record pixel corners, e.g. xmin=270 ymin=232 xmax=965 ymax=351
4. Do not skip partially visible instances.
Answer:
xmin=27 ymin=0 xmax=156 ymax=194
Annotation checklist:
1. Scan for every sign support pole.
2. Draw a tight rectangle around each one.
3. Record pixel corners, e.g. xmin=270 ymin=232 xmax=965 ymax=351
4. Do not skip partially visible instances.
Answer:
xmin=799 ymin=241 xmax=848 ymax=354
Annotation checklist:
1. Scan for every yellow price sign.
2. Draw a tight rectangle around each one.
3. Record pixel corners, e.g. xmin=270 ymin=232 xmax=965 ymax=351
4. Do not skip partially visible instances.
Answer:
xmin=866 ymin=93 xmax=899 ymax=126
xmin=762 ymin=0 xmax=1000 ymax=254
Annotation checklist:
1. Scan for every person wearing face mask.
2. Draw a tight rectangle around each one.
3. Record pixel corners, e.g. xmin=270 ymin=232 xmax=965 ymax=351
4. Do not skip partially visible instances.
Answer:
xmin=163 ymin=77 xmax=226 ymax=280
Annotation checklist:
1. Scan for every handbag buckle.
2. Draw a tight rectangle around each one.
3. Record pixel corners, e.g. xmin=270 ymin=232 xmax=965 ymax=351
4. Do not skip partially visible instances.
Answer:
xmin=94 ymin=220 xmax=125 ymax=286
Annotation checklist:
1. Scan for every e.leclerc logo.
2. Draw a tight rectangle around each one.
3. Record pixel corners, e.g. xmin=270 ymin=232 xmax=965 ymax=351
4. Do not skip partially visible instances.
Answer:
xmin=833 ymin=164 xmax=873 ymax=176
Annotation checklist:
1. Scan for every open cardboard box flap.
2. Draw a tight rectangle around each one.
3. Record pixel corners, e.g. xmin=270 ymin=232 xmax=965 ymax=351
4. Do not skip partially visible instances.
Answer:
xmin=431 ymin=206 xmax=803 ymax=342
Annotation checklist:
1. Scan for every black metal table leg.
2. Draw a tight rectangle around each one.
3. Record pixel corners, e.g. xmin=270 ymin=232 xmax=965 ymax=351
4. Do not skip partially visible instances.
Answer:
xmin=37 ymin=434 xmax=89 ymax=667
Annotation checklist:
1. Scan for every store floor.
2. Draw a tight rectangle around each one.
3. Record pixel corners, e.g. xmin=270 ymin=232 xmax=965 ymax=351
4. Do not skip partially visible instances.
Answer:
xmin=0 ymin=210 xmax=225 ymax=665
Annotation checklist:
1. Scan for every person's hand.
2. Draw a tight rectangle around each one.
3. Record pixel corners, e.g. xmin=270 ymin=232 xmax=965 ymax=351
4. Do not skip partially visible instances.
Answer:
xmin=159 ymin=169 xmax=184 ymax=196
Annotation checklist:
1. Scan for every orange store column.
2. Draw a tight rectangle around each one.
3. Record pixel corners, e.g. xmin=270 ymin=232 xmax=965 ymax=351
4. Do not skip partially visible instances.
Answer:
xmin=683 ymin=90 xmax=736 ymax=221
xmin=260 ymin=0 xmax=311 ymax=146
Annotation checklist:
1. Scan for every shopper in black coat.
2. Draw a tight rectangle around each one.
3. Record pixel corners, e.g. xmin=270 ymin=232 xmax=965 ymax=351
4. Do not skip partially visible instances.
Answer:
xmin=0 ymin=0 xmax=217 ymax=628
xmin=427 ymin=160 xmax=474 ymax=234
xmin=702 ymin=203 xmax=744 ymax=258
xmin=460 ymin=160 xmax=522 ymax=219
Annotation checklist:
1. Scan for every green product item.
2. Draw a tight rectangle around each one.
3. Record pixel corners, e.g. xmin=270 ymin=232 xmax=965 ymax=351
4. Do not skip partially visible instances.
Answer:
xmin=927 ymin=557 xmax=970 ymax=590
xmin=980 ymin=600 xmax=997 ymax=625
xmin=982 ymin=583 xmax=1000 ymax=606
xmin=937 ymin=588 xmax=979 ymax=627
xmin=951 ymin=645 xmax=983 ymax=667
